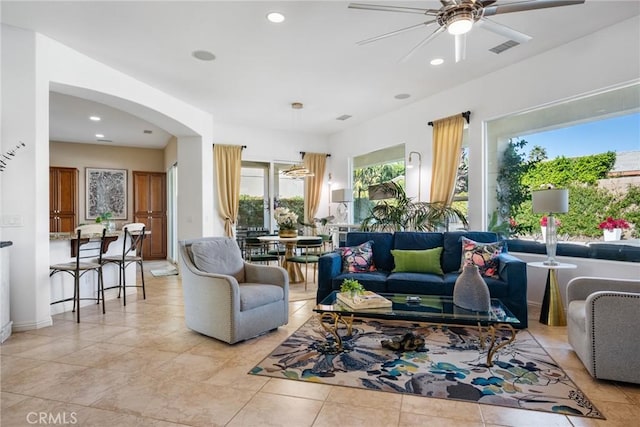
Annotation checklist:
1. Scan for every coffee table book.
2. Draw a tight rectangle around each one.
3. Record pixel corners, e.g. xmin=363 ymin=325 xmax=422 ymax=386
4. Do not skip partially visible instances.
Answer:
xmin=336 ymin=291 xmax=392 ymax=309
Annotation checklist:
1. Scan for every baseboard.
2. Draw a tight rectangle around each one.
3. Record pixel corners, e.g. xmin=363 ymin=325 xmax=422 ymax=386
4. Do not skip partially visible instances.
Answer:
xmin=12 ymin=316 xmax=53 ymax=332
xmin=1 ymin=320 xmax=13 ymax=343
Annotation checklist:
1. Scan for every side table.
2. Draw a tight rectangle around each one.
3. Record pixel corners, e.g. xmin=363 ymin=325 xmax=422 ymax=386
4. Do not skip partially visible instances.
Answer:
xmin=527 ymin=262 xmax=577 ymax=326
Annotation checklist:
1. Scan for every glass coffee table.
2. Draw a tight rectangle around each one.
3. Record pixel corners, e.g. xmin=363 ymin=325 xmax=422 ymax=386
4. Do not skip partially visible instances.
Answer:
xmin=314 ymin=291 xmax=521 ymax=366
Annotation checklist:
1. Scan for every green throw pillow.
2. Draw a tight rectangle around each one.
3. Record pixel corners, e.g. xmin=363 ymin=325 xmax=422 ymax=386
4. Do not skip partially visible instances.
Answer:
xmin=391 ymin=247 xmax=444 ymax=275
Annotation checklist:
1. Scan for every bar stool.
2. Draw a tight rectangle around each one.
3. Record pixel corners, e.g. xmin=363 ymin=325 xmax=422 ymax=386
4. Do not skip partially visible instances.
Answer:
xmin=50 ymin=225 xmax=107 ymax=323
xmin=102 ymin=223 xmax=146 ymax=306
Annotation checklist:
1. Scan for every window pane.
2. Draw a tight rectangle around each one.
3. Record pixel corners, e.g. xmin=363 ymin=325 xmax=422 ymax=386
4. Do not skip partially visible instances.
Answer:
xmin=274 ymin=163 xmax=304 ymax=227
xmin=239 ymin=165 xmax=267 ymax=230
xmin=352 ymin=144 xmax=406 ymax=224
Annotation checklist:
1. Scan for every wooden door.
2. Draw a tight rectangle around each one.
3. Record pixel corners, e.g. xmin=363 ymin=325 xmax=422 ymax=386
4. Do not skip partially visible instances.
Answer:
xmin=49 ymin=167 xmax=77 ymax=232
xmin=133 ymin=171 xmax=167 ymax=260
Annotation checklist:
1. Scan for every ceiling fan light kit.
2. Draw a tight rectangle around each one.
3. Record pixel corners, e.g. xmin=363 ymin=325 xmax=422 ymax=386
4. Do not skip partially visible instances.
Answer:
xmin=445 ymin=12 xmax=474 ymax=35
xmin=349 ymin=0 xmax=585 ymax=62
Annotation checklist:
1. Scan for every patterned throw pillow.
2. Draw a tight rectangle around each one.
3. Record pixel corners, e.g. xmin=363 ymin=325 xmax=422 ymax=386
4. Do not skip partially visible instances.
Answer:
xmin=339 ymin=240 xmax=376 ymax=272
xmin=459 ymin=237 xmax=504 ymax=279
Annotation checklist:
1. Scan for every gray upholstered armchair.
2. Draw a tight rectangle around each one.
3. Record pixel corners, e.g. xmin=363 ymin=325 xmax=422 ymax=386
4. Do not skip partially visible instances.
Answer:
xmin=567 ymin=276 xmax=640 ymax=384
xmin=179 ymin=237 xmax=288 ymax=344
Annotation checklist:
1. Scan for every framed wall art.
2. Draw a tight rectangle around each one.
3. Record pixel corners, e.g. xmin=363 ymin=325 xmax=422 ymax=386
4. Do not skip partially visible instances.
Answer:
xmin=86 ymin=168 xmax=127 ymax=220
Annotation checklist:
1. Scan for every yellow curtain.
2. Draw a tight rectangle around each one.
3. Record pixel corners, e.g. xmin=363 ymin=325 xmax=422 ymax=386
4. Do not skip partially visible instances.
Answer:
xmin=214 ymin=144 xmax=242 ymax=237
xmin=303 ymin=153 xmax=327 ymax=225
xmin=429 ymin=114 xmax=465 ymax=205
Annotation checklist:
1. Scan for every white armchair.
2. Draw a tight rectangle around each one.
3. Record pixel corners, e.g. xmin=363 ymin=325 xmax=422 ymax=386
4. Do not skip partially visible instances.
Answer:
xmin=567 ymin=276 xmax=640 ymax=384
xmin=179 ymin=237 xmax=289 ymax=344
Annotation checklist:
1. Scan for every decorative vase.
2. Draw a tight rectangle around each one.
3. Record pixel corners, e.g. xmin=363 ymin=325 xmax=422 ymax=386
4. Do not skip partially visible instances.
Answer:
xmin=278 ymin=229 xmax=297 ymax=238
xmin=603 ymin=228 xmax=622 ymax=241
xmin=453 ymin=263 xmax=491 ymax=312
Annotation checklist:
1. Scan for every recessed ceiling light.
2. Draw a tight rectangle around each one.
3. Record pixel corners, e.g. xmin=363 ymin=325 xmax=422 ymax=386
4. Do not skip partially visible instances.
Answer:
xmin=266 ymin=12 xmax=285 ymax=23
xmin=430 ymin=58 xmax=444 ymax=66
xmin=95 ymin=134 xmax=104 ymax=138
xmin=394 ymin=94 xmax=410 ymax=100
xmin=192 ymin=50 xmax=216 ymax=61
xmin=89 ymin=116 xmax=101 ymax=121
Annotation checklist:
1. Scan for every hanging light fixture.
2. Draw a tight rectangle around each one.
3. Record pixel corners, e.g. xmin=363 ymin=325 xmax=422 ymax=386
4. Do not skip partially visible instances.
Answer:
xmin=281 ymin=164 xmax=314 ymax=178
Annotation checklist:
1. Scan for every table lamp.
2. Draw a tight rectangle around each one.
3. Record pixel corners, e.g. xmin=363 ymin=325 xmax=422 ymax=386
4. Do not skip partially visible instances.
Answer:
xmin=532 ymin=188 xmax=569 ymax=265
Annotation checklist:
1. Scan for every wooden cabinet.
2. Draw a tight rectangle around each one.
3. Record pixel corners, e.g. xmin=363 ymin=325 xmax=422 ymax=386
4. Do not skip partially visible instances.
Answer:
xmin=133 ymin=171 xmax=167 ymax=260
xmin=50 ymin=167 xmax=78 ymax=232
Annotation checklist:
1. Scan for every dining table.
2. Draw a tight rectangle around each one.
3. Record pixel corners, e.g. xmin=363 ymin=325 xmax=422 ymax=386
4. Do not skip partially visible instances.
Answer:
xmin=256 ymin=235 xmax=322 ymax=284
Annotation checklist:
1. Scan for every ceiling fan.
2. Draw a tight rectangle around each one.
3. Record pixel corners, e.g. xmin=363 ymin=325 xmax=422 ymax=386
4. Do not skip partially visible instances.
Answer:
xmin=349 ymin=0 xmax=585 ymax=62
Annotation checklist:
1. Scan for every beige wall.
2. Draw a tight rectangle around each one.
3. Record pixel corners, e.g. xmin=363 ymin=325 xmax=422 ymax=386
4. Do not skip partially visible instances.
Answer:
xmin=164 ymin=136 xmax=177 ymax=171
xmin=50 ymin=141 xmax=165 ymax=227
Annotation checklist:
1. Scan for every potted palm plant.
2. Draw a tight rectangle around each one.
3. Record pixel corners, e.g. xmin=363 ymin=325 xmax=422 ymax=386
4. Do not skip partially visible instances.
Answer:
xmin=360 ymin=181 xmax=468 ymax=232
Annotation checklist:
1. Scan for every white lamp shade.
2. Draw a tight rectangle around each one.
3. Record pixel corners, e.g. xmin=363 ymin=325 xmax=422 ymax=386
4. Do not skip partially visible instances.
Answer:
xmin=331 ymin=188 xmax=353 ymax=203
xmin=532 ymin=188 xmax=569 ymax=214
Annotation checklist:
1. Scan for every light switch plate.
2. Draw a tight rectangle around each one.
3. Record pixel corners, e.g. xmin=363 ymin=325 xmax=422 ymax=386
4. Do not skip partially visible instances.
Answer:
xmin=0 ymin=215 xmax=24 ymax=227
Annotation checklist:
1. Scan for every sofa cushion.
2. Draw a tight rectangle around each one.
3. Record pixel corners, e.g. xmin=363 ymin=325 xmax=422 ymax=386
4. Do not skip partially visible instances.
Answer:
xmin=238 ymin=284 xmax=284 ymax=311
xmin=339 ymin=240 xmax=376 ymax=272
xmin=331 ymin=271 xmax=389 ymax=295
xmin=442 ymin=231 xmax=500 ymax=273
xmin=391 ymin=247 xmax=444 ymax=275
xmin=393 ymin=231 xmax=444 ymax=251
xmin=568 ymin=300 xmax=587 ymax=334
xmin=443 ymin=273 xmax=510 ymax=299
xmin=191 ymin=239 xmax=245 ymax=282
xmin=460 ymin=237 xmax=504 ymax=278
xmin=387 ymin=272 xmax=448 ymax=294
xmin=345 ymin=232 xmax=394 ymax=272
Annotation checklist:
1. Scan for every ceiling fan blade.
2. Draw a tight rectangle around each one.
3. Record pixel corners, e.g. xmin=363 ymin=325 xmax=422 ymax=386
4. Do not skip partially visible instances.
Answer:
xmin=357 ymin=20 xmax=437 ymax=45
xmin=483 ymin=0 xmax=585 ymax=17
xmin=399 ymin=26 xmax=446 ymax=63
xmin=454 ymin=34 xmax=467 ymax=63
xmin=348 ymin=3 xmax=439 ymax=15
xmin=476 ymin=18 xmax=532 ymax=44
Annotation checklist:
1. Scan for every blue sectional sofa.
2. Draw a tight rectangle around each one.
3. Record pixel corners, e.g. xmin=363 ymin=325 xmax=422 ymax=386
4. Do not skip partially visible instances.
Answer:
xmin=317 ymin=231 xmax=529 ymax=328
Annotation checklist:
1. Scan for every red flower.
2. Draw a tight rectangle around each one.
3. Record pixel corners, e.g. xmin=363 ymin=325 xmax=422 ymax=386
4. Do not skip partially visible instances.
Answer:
xmin=540 ymin=216 xmax=561 ymax=227
xmin=598 ymin=217 xmax=630 ymax=231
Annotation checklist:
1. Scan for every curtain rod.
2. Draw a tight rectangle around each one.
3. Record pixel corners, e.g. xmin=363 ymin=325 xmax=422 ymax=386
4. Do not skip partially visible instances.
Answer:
xmin=213 ymin=144 xmax=246 ymax=149
xmin=428 ymin=111 xmax=471 ymax=127
xmin=300 ymin=152 xmax=331 ymax=158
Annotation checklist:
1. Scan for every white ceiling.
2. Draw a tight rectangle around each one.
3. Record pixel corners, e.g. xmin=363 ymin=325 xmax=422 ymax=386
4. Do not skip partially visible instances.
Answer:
xmin=2 ymin=1 xmax=639 ymax=148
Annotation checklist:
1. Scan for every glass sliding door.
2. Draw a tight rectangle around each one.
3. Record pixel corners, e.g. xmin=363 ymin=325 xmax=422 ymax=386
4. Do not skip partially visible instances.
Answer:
xmin=239 ymin=162 xmax=270 ymax=231
xmin=273 ymin=163 xmax=304 ymax=230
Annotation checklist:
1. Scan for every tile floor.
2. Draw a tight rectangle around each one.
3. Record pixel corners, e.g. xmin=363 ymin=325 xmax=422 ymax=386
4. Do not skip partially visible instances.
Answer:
xmin=2 ymin=263 xmax=639 ymax=426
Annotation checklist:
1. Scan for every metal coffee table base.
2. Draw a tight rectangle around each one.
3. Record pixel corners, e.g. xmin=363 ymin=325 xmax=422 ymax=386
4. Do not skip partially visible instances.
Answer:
xmin=318 ymin=312 xmax=516 ymax=367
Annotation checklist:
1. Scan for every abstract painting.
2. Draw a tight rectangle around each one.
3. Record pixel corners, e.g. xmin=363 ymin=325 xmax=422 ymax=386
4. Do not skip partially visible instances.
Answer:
xmin=86 ymin=168 xmax=127 ymax=220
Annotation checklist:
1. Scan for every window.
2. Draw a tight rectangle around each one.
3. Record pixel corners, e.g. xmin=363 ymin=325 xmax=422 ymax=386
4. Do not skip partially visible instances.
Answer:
xmin=352 ymin=144 xmax=405 ymax=224
xmin=238 ymin=161 xmax=304 ymax=232
xmin=274 ymin=162 xmax=304 ymax=226
xmin=487 ymin=83 xmax=640 ymax=239
xmin=238 ymin=162 xmax=269 ymax=231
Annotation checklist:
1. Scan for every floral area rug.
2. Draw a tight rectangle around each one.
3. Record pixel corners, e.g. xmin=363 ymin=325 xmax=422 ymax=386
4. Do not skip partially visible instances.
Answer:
xmin=250 ymin=317 xmax=604 ymax=419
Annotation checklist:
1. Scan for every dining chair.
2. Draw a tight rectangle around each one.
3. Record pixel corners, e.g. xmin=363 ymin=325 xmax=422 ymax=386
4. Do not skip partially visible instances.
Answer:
xmin=244 ymin=237 xmax=280 ymax=265
xmin=50 ymin=226 xmax=107 ymax=322
xmin=286 ymin=238 xmax=323 ymax=290
xmin=102 ymin=223 xmax=146 ymax=306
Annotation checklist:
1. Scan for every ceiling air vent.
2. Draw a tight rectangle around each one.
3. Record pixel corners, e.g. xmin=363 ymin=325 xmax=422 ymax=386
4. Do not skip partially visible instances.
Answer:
xmin=489 ymin=40 xmax=520 ymax=54
xmin=336 ymin=115 xmax=352 ymax=121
